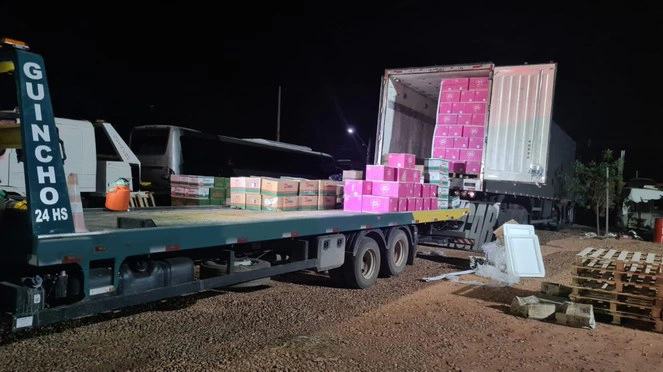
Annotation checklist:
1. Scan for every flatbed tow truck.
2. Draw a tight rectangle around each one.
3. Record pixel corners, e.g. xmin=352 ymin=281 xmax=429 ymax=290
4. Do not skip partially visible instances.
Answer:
xmin=0 ymin=39 xmax=467 ymax=331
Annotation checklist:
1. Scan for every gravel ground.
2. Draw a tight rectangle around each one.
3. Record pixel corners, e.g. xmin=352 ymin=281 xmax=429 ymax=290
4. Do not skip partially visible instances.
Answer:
xmin=1 ymin=227 xmax=662 ymax=371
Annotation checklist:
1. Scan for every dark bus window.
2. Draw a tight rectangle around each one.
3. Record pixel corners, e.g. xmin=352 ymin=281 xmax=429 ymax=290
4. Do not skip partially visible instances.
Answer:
xmin=130 ymin=128 xmax=169 ymax=155
xmin=94 ymin=126 xmax=121 ymax=161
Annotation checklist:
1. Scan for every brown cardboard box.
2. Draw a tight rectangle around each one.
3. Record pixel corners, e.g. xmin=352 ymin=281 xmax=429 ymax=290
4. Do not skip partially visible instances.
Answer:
xmin=230 ymin=193 xmax=246 ymax=209
xmin=319 ymin=180 xmax=343 ymax=196
xmin=230 ymin=177 xmax=262 ymax=194
xmin=298 ymin=195 xmax=318 ymax=210
xmin=245 ymin=194 xmax=262 ymax=210
xmin=261 ymin=178 xmax=299 ymax=196
xmin=317 ymin=195 xmax=336 ymax=210
xmin=262 ymin=196 xmax=299 ymax=211
xmin=342 ymin=170 xmax=364 ymax=180
xmin=299 ymin=180 xmax=319 ymax=196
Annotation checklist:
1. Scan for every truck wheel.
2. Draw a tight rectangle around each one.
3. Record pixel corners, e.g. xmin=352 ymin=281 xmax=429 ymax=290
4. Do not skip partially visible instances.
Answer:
xmin=344 ymin=237 xmax=381 ymax=289
xmin=200 ymin=258 xmax=271 ymax=288
xmin=380 ymin=229 xmax=409 ymax=277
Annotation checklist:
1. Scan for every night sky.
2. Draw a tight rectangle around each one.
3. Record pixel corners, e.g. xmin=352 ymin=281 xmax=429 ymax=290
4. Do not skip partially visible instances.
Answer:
xmin=1 ymin=3 xmax=658 ymax=180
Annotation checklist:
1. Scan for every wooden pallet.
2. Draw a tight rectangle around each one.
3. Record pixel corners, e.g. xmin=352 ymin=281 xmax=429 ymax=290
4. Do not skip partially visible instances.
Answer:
xmin=569 ymin=295 xmax=662 ymax=319
xmin=571 ymin=276 xmax=660 ymax=296
xmin=593 ymin=308 xmax=663 ymax=333
xmin=575 ymin=248 xmax=663 ymax=276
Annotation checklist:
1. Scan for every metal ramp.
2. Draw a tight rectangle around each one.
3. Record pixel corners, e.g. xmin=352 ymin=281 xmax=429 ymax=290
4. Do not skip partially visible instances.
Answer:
xmin=419 ymin=202 xmax=499 ymax=251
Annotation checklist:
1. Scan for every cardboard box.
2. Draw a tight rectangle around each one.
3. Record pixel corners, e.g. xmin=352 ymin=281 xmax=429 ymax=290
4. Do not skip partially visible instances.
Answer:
xmin=469 ymin=137 xmax=484 ymax=149
xmin=437 ymin=114 xmax=458 ymax=125
xmin=439 ymin=91 xmax=461 ymax=102
xmin=213 ymin=177 xmax=230 ymax=188
xmin=438 ymin=103 xmax=453 ymax=114
xmin=413 ymin=183 xmax=423 ymax=198
xmin=437 ymin=198 xmax=449 ymax=209
xmin=434 ymin=126 xmax=451 ymax=137
xmin=451 ymin=102 xmax=466 ymax=114
xmin=245 ymin=194 xmax=262 ymax=210
xmin=454 ymin=137 xmax=469 ymax=149
xmin=170 ymin=186 xmax=186 ymax=197
xmin=209 ymin=187 xmax=227 ymax=199
xmin=171 ymin=197 xmax=210 ymax=206
xmin=319 ymin=180 xmax=342 ymax=196
xmin=415 ymin=198 xmax=424 ymax=211
xmin=460 ymin=149 xmax=483 ymax=162
xmin=342 ymin=170 xmax=364 ymax=180
xmin=450 ymin=161 xmax=466 ymax=173
xmin=343 ymin=196 xmax=363 ymax=212
xmin=298 ymin=180 xmax=319 ymax=195
xmin=406 ymin=197 xmax=417 ymax=211
xmin=230 ymin=177 xmax=261 ymax=194
xmin=471 ymin=114 xmax=485 ymax=125
xmin=298 ymin=195 xmax=318 ymax=211
xmin=466 ymin=161 xmax=481 ymax=175
xmin=371 ymin=181 xmax=410 ymax=198
xmin=344 ymin=180 xmax=372 ymax=197
xmin=444 ymin=149 xmax=460 ymax=161
xmin=474 ymin=91 xmax=488 ymax=102
xmin=457 ymin=113 xmax=472 ymax=125
xmin=261 ymin=178 xmax=299 ymax=197
xmin=209 ymin=196 xmax=225 ymax=205
xmin=184 ymin=186 xmax=210 ymax=199
xmin=423 ymin=172 xmax=441 ymax=182
xmin=441 ymin=78 xmax=470 ymax=90
xmin=469 ymin=78 xmax=489 ymax=90
xmin=398 ymin=197 xmax=408 ymax=212
xmin=450 ymin=196 xmax=461 ymax=208
xmin=460 ymin=91 xmax=475 ymax=102
xmin=230 ymin=193 xmax=246 ymax=209
xmin=317 ymin=195 xmax=336 ymax=210
xmin=462 ymin=125 xmax=484 ymax=138
xmin=362 ymin=196 xmax=398 ymax=213
xmin=366 ymin=165 xmax=396 ymax=181
xmin=432 ymin=147 xmax=446 ymax=159
xmin=468 ymin=102 xmax=487 ymax=114
xmin=449 ymin=125 xmax=462 ymax=137
xmin=424 ymin=158 xmax=446 ymax=169
xmin=388 ymin=153 xmax=416 ymax=169
xmin=262 ymin=196 xmax=299 ymax=211
xmin=395 ymin=168 xmax=409 ymax=183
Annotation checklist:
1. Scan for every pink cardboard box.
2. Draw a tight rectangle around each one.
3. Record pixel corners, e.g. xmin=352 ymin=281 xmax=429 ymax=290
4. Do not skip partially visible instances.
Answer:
xmin=415 ymin=198 xmax=424 ymax=211
xmin=371 ymin=181 xmax=409 ymax=198
xmin=468 ymin=137 xmax=484 ymax=149
xmin=460 ymin=91 xmax=475 ymax=102
xmin=362 ymin=196 xmax=398 ymax=213
xmin=366 ymin=165 xmax=396 ymax=181
xmin=463 ymin=125 xmax=484 ymax=138
xmin=457 ymin=113 xmax=472 ymax=125
xmin=474 ymin=91 xmax=488 ymax=102
xmin=388 ymin=153 xmax=416 ymax=169
xmin=344 ymin=180 xmax=372 ymax=196
xmin=406 ymin=197 xmax=417 ymax=211
xmin=429 ymin=185 xmax=438 ymax=198
xmin=398 ymin=197 xmax=408 ymax=212
xmin=343 ymin=196 xmax=363 ymax=212
xmin=460 ymin=149 xmax=483 ymax=162
xmin=408 ymin=169 xmax=421 ymax=183
xmin=434 ymin=125 xmax=450 ymax=137
xmin=467 ymin=102 xmax=487 ymax=114
xmin=433 ymin=136 xmax=452 ymax=148
xmin=423 ymin=198 xmax=432 ymax=210
xmin=450 ymin=161 xmax=466 ymax=173
xmin=432 ymin=147 xmax=446 ymax=158
xmin=445 ymin=149 xmax=460 ymax=161
xmin=471 ymin=114 xmax=485 ymax=125
xmin=451 ymin=102 xmax=466 ymax=114
xmin=454 ymin=137 xmax=469 ymax=149
xmin=469 ymin=78 xmax=489 ymax=90
xmin=438 ymin=103 xmax=453 ymax=114
xmin=437 ymin=114 xmax=458 ymax=125
xmin=413 ymin=183 xmax=423 ymax=198
xmin=449 ymin=126 xmax=463 ymax=137
xmin=424 ymin=184 xmax=433 ymax=198
xmin=441 ymin=78 xmax=469 ymax=91
xmin=439 ymin=91 xmax=461 ymax=102
xmin=466 ymin=161 xmax=481 ymax=175
xmin=406 ymin=183 xmax=416 ymax=197
xmin=395 ymin=168 xmax=409 ymax=183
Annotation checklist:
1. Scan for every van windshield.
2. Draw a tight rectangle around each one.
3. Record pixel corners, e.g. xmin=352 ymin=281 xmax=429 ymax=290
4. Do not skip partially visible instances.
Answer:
xmin=130 ymin=128 xmax=169 ymax=155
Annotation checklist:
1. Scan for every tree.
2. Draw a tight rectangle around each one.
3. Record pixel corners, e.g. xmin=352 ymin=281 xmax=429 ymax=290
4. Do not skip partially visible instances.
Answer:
xmin=570 ymin=150 xmax=624 ymax=235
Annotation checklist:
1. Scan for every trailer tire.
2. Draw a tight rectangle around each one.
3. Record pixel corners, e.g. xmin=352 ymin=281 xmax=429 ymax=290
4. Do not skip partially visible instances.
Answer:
xmin=344 ymin=236 xmax=381 ymax=289
xmin=380 ymin=229 xmax=409 ymax=277
xmin=200 ymin=258 xmax=271 ymax=288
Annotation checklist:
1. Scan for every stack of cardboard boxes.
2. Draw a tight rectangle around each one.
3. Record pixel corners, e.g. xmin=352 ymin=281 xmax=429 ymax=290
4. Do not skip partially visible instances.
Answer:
xmin=230 ymin=177 xmax=343 ymax=211
xmin=423 ymin=158 xmax=451 ymax=209
xmin=170 ymin=175 xmax=230 ymax=206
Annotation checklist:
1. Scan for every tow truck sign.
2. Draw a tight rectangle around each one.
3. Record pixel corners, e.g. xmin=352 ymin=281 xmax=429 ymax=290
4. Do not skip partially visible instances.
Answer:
xmin=12 ymin=50 xmax=74 ymax=235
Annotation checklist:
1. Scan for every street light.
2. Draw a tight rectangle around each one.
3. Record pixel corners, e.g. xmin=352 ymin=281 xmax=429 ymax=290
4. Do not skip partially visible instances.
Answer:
xmin=346 ymin=127 xmax=372 ymax=165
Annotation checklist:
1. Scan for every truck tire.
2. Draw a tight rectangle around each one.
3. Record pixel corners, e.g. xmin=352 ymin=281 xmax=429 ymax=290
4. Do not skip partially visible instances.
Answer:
xmin=200 ymin=258 xmax=271 ymax=288
xmin=380 ymin=229 xmax=409 ymax=277
xmin=344 ymin=237 xmax=381 ymax=289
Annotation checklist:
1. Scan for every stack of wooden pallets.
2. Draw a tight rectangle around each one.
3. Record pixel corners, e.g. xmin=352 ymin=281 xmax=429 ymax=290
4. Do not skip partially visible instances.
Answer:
xmin=571 ymin=247 xmax=663 ymax=332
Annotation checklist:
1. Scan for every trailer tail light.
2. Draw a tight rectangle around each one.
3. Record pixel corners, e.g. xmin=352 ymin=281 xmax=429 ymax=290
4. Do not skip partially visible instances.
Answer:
xmin=62 ymin=256 xmax=82 ymax=264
